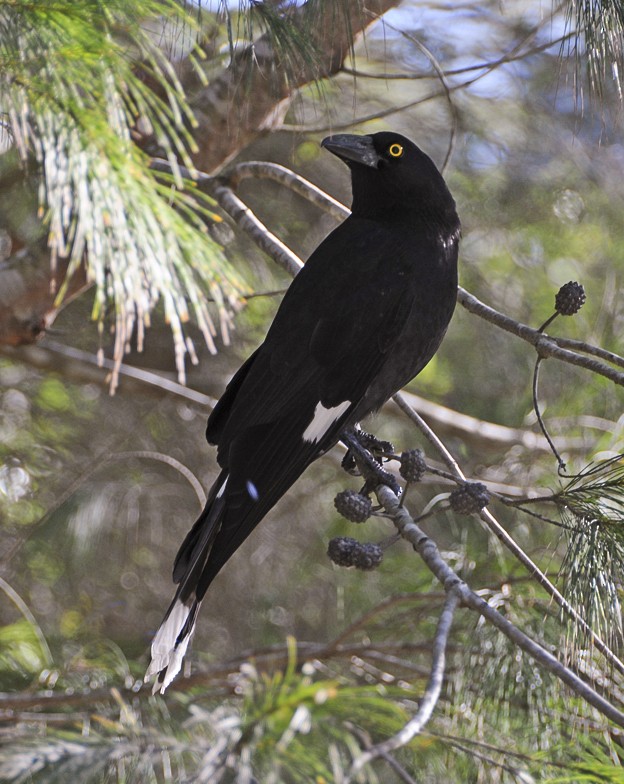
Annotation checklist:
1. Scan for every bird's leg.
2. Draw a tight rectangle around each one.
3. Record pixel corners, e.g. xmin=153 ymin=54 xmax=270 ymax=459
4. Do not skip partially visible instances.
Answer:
xmin=341 ymin=427 xmax=401 ymax=495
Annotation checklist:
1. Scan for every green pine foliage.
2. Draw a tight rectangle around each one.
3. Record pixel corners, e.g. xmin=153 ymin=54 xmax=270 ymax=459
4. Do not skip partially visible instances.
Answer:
xmin=557 ymin=457 xmax=624 ymax=654
xmin=0 ymin=0 xmax=247 ymax=386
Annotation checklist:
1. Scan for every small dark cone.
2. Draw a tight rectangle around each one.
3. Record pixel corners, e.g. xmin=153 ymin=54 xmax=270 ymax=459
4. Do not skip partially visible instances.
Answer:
xmin=399 ymin=449 xmax=427 ymax=482
xmin=353 ymin=542 xmax=383 ymax=571
xmin=449 ymin=482 xmax=491 ymax=515
xmin=555 ymin=281 xmax=586 ymax=316
xmin=327 ymin=537 xmax=383 ymax=570
xmin=327 ymin=536 xmax=360 ymax=567
xmin=334 ymin=489 xmax=372 ymax=523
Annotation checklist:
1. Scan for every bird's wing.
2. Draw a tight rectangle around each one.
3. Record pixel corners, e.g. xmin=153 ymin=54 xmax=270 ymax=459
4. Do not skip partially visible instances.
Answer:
xmin=192 ymin=216 xmax=442 ymax=591
xmin=209 ymin=216 xmax=423 ymax=450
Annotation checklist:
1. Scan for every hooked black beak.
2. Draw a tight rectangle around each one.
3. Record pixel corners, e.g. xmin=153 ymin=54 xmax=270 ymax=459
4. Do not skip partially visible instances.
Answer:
xmin=321 ymin=134 xmax=381 ymax=169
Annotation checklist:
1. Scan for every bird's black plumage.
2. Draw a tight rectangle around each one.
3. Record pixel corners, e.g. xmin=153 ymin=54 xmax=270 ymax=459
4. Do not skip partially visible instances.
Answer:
xmin=146 ymin=131 xmax=461 ymax=691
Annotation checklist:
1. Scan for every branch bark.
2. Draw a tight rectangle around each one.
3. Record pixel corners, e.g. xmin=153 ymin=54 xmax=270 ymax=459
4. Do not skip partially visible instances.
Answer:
xmin=457 ymin=287 xmax=624 ymax=386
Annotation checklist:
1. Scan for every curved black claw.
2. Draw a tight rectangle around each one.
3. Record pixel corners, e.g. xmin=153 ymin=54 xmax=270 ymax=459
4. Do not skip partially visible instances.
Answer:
xmin=341 ymin=449 xmax=359 ymax=476
xmin=353 ymin=428 xmax=395 ymax=460
xmin=341 ymin=428 xmax=401 ymax=496
xmin=341 ymin=426 xmax=394 ymax=476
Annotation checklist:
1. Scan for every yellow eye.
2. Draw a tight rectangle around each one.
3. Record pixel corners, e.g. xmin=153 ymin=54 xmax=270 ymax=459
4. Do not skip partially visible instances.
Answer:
xmin=388 ymin=143 xmax=403 ymax=158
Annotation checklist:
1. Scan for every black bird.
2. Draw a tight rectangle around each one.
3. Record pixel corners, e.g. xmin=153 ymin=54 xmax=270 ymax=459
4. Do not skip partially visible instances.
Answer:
xmin=145 ymin=132 xmax=460 ymax=691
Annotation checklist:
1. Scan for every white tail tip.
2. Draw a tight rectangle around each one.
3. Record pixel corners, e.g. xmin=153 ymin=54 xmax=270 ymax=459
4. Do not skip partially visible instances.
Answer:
xmin=145 ymin=597 xmax=197 ymax=694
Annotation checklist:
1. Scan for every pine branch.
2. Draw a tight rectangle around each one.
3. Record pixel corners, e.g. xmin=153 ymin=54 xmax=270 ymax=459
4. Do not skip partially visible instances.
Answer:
xmin=565 ymin=0 xmax=624 ymax=101
xmin=0 ymin=0 xmax=246 ymax=389
xmin=373 ymin=483 xmax=624 ymax=729
xmin=457 ymin=288 xmax=624 ymax=387
xmin=392 ymin=392 xmax=624 ymax=678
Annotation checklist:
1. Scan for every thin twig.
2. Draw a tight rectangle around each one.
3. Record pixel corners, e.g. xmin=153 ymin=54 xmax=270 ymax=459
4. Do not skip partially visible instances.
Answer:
xmin=111 ymin=451 xmax=207 ymax=507
xmin=392 ymin=393 xmax=464 ymax=478
xmin=442 ymin=738 xmax=533 ymax=779
xmin=43 ymin=340 xmax=218 ymax=407
xmin=212 ymin=184 xmax=304 ymax=278
xmin=533 ymin=356 xmax=567 ymax=471
xmin=457 ymin=287 xmax=624 ymax=386
xmin=325 ymin=592 xmax=446 ymax=652
xmin=227 ymin=161 xmax=350 ymax=221
xmin=348 ymin=591 xmax=459 ymax=779
xmin=348 ymin=726 xmax=419 ymax=784
xmin=371 ymin=17 xmax=458 ymax=174
xmin=426 ymin=728 xmax=568 ymax=770
xmin=0 ymin=576 xmax=53 ymax=668
xmin=340 ymin=32 xmax=571 ymax=82
xmin=281 ymin=26 xmax=569 ymax=135
xmin=551 ymin=334 xmax=624 ymax=369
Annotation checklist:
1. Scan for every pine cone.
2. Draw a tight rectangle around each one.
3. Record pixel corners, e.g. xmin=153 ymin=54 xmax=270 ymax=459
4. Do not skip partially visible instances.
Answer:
xmin=334 ymin=489 xmax=372 ymax=523
xmin=555 ymin=281 xmax=586 ymax=316
xmin=327 ymin=537 xmax=383 ymax=570
xmin=399 ymin=449 xmax=427 ymax=482
xmin=327 ymin=536 xmax=360 ymax=567
xmin=449 ymin=482 xmax=491 ymax=515
xmin=353 ymin=542 xmax=383 ymax=571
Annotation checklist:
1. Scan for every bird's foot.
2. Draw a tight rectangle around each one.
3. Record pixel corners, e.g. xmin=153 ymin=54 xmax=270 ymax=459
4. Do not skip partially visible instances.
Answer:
xmin=353 ymin=427 xmax=395 ymax=459
xmin=341 ymin=427 xmax=394 ymax=474
xmin=341 ymin=428 xmax=401 ymax=496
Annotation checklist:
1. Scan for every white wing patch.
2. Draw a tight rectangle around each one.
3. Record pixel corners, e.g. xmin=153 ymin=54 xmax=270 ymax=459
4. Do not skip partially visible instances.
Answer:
xmin=302 ymin=400 xmax=351 ymax=444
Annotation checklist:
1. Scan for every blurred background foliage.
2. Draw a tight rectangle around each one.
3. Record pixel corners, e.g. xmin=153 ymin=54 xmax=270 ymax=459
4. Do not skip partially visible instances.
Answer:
xmin=1 ymin=0 xmax=624 ymax=781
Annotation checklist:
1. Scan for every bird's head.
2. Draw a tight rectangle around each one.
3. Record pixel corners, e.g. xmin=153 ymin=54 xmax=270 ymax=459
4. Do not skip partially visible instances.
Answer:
xmin=321 ymin=131 xmax=457 ymax=225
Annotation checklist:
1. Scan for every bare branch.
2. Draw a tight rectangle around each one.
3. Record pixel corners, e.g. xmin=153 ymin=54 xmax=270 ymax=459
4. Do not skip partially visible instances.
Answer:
xmin=212 ymin=183 xmax=304 ymax=278
xmin=151 ymin=158 xmax=308 ymax=277
xmin=0 ymin=340 xmax=217 ymax=407
xmin=392 ymin=392 xmax=464 ymax=478
xmin=348 ymin=591 xmax=459 ymax=780
xmin=457 ymin=287 xmax=624 ymax=386
xmin=227 ymin=161 xmax=350 ymax=222
xmin=549 ymin=334 xmax=624 ymax=369
xmin=399 ymin=390 xmax=587 ymax=454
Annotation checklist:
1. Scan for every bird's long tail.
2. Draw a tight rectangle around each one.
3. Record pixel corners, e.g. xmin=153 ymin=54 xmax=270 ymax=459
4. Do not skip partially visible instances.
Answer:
xmin=144 ymin=470 xmax=229 ymax=693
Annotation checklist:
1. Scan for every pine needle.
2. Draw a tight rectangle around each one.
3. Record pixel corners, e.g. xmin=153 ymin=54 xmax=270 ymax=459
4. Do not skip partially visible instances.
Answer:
xmin=0 ymin=0 xmax=247 ymax=390
xmin=556 ymin=455 xmax=624 ymax=656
